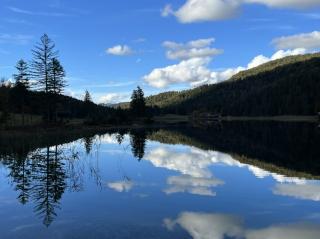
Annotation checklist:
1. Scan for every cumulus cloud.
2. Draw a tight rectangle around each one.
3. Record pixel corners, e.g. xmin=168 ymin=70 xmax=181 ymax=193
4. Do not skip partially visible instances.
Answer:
xmin=98 ymin=93 xmax=130 ymax=104
xmin=272 ymin=31 xmax=320 ymax=50
xmin=106 ymin=45 xmax=133 ymax=56
xmin=162 ymin=0 xmax=320 ymax=23
xmin=273 ymin=183 xmax=320 ymax=201
xmin=144 ymin=46 xmax=306 ymax=88
xmin=165 ymin=211 xmax=320 ymax=239
xmin=163 ymin=38 xmax=223 ymax=60
xmin=107 ymin=181 xmax=134 ymax=192
xmin=144 ymin=57 xmax=215 ymax=88
xmin=164 ymin=0 xmax=240 ymax=23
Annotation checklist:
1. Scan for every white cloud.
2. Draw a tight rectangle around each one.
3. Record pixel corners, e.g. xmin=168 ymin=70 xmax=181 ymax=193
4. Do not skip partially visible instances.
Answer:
xmin=162 ymin=0 xmax=320 ymax=23
xmin=144 ymin=57 xmax=216 ymax=88
xmin=144 ymin=46 xmax=306 ymax=88
xmin=272 ymin=31 xmax=320 ymax=50
xmin=163 ymin=38 xmax=223 ymax=60
xmin=168 ymin=0 xmax=240 ymax=23
xmin=0 ymin=33 xmax=33 ymax=45
xmin=246 ymin=0 xmax=320 ymax=9
xmin=165 ymin=211 xmax=320 ymax=239
xmin=273 ymin=183 xmax=320 ymax=201
xmin=107 ymin=181 xmax=134 ymax=192
xmin=106 ymin=45 xmax=133 ymax=56
xmin=98 ymin=93 xmax=130 ymax=104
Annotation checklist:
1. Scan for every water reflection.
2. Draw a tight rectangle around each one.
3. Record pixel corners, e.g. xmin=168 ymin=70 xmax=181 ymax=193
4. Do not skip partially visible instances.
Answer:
xmin=165 ymin=211 xmax=320 ymax=239
xmin=0 ymin=122 xmax=319 ymax=234
xmin=2 ymin=145 xmax=74 ymax=226
xmin=145 ymin=147 xmax=225 ymax=196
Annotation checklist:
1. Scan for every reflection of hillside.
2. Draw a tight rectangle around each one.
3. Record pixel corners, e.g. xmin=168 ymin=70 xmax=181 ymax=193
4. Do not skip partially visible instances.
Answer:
xmin=148 ymin=122 xmax=320 ymax=179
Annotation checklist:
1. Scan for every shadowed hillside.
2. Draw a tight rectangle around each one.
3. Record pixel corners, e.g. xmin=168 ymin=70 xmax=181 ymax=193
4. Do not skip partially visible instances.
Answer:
xmin=143 ymin=53 xmax=320 ymax=116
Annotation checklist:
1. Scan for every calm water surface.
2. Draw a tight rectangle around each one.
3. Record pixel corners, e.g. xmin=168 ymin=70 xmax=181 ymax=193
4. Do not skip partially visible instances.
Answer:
xmin=0 ymin=122 xmax=320 ymax=238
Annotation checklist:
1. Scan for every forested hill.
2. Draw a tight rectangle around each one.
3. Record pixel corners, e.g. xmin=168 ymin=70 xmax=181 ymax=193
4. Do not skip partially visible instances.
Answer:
xmin=146 ymin=53 xmax=320 ymax=116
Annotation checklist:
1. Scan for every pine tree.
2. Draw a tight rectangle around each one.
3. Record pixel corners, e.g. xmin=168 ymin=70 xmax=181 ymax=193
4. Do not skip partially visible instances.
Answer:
xmin=31 ymin=34 xmax=58 ymax=121
xmin=14 ymin=59 xmax=29 ymax=90
xmin=130 ymin=86 xmax=146 ymax=116
xmin=84 ymin=90 xmax=92 ymax=103
xmin=31 ymin=34 xmax=58 ymax=93
xmin=12 ymin=59 xmax=30 ymax=126
xmin=49 ymin=58 xmax=66 ymax=95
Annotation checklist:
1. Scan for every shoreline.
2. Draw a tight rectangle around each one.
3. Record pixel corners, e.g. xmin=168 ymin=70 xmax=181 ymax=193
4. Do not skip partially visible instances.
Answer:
xmin=0 ymin=114 xmax=318 ymax=134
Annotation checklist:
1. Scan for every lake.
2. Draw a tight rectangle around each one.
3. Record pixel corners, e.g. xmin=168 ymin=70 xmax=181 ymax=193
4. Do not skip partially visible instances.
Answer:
xmin=0 ymin=122 xmax=320 ymax=239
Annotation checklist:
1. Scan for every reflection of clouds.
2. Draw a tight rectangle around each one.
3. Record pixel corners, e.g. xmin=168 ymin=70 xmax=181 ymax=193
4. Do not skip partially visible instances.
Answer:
xmin=247 ymin=165 xmax=306 ymax=184
xmin=246 ymin=224 xmax=320 ymax=239
xmin=165 ymin=211 xmax=320 ymax=239
xmin=100 ymin=134 xmax=118 ymax=144
xmin=145 ymin=147 xmax=226 ymax=196
xmin=145 ymin=146 xmax=311 ymax=197
xmin=165 ymin=175 xmax=224 ymax=196
xmin=273 ymin=183 xmax=320 ymax=201
xmin=145 ymin=147 xmax=215 ymax=178
xmin=107 ymin=181 xmax=134 ymax=192
xmin=100 ymin=134 xmax=127 ymax=144
xmin=164 ymin=212 xmax=244 ymax=239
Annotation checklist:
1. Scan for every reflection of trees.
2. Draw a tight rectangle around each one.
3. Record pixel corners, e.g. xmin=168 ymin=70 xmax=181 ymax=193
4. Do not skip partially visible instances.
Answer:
xmin=130 ymin=130 xmax=146 ymax=161
xmin=29 ymin=146 xmax=66 ymax=227
xmin=8 ymin=154 xmax=32 ymax=205
xmin=83 ymin=136 xmax=94 ymax=154
xmin=1 ymin=144 xmax=82 ymax=227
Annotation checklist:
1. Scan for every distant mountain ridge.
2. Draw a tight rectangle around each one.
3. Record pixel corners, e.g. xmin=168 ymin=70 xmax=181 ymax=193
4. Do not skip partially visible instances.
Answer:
xmin=142 ymin=52 xmax=320 ymax=116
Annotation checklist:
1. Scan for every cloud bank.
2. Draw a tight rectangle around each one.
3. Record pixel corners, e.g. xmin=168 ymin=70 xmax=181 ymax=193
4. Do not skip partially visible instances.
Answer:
xmin=144 ymin=39 xmax=306 ymax=88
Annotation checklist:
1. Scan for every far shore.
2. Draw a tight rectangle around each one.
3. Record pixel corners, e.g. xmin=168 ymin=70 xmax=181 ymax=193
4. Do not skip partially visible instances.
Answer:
xmin=0 ymin=114 xmax=318 ymax=134
xmin=221 ymin=115 xmax=319 ymax=123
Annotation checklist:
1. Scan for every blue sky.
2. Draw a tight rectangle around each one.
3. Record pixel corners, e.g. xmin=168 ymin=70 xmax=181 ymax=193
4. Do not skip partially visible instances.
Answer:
xmin=0 ymin=0 xmax=319 ymax=103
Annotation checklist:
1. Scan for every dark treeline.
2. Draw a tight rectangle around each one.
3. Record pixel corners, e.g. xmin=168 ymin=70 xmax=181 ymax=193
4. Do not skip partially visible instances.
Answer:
xmin=145 ymin=53 xmax=320 ymax=116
